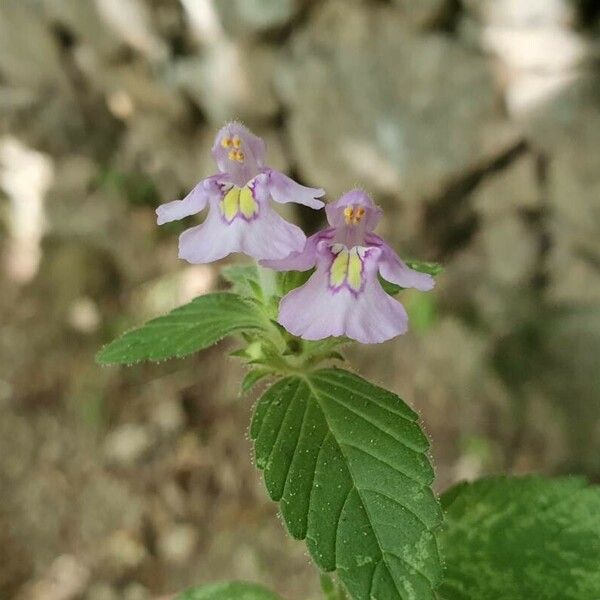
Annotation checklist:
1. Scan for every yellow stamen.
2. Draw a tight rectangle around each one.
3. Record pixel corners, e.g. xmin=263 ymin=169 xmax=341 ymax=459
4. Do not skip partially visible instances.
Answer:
xmin=344 ymin=204 xmax=366 ymax=225
xmin=221 ymin=137 xmax=233 ymax=148
xmin=228 ymin=149 xmax=245 ymax=162
xmin=232 ymin=135 xmax=241 ymax=148
xmin=344 ymin=206 xmax=354 ymax=225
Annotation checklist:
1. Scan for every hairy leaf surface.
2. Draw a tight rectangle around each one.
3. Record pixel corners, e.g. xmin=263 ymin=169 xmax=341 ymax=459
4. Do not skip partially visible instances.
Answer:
xmin=97 ymin=293 xmax=266 ymax=364
xmin=440 ymin=476 xmax=600 ymax=600
xmin=251 ymin=368 xmax=442 ymax=600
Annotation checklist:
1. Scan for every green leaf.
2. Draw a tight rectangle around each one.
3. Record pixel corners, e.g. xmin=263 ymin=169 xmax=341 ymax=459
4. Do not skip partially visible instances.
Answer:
xmin=176 ymin=581 xmax=281 ymax=600
xmin=222 ymin=264 xmax=262 ymax=298
xmin=439 ymin=475 xmax=600 ymax=600
xmin=241 ymin=368 xmax=273 ymax=394
xmin=381 ymin=261 xmax=443 ymax=296
xmin=251 ymin=368 xmax=442 ymax=600
xmin=277 ymin=269 xmax=314 ymax=295
xmin=97 ymin=293 xmax=267 ymax=364
xmin=405 ymin=260 xmax=443 ymax=278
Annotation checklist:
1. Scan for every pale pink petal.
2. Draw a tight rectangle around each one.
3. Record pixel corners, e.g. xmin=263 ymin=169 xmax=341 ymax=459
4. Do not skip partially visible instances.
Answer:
xmin=239 ymin=203 xmax=306 ymax=261
xmin=325 ymin=188 xmax=382 ymax=231
xmin=277 ymin=266 xmax=348 ymax=340
xmin=212 ymin=122 xmax=264 ymax=187
xmin=178 ymin=205 xmax=243 ymax=264
xmin=278 ymin=245 xmax=409 ymax=343
xmin=369 ymin=234 xmax=435 ymax=291
xmin=261 ymin=229 xmax=334 ymax=272
xmin=156 ymin=175 xmax=222 ymax=225
xmin=266 ymin=169 xmax=325 ymax=210
xmin=344 ymin=279 xmax=409 ymax=343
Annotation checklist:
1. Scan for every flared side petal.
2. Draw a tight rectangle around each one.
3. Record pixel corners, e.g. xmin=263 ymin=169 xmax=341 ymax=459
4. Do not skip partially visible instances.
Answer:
xmin=278 ymin=246 xmax=409 ymax=343
xmin=156 ymin=175 xmax=222 ymax=225
xmin=261 ymin=229 xmax=334 ymax=272
xmin=178 ymin=205 xmax=243 ymax=264
xmin=266 ymin=169 xmax=325 ymax=209
xmin=372 ymin=235 xmax=435 ymax=291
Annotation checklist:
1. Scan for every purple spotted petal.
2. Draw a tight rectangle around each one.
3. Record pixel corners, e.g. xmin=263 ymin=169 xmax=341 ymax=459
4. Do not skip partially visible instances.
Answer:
xmin=368 ymin=234 xmax=435 ymax=291
xmin=156 ymin=175 xmax=222 ymax=225
xmin=277 ymin=244 xmax=409 ymax=344
xmin=266 ymin=169 xmax=325 ymax=210
xmin=261 ymin=229 xmax=334 ymax=272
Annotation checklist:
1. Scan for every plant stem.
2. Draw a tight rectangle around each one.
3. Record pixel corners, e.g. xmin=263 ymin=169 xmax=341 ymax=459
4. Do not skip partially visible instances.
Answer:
xmin=257 ymin=264 xmax=278 ymax=300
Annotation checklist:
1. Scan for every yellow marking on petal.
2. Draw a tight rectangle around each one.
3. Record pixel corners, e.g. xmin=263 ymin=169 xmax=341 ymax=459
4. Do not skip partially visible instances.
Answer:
xmin=330 ymin=247 xmax=350 ymax=287
xmin=232 ymin=135 xmax=241 ymax=148
xmin=239 ymin=186 xmax=259 ymax=219
xmin=221 ymin=137 xmax=233 ymax=148
xmin=221 ymin=187 xmax=241 ymax=221
xmin=329 ymin=245 xmax=366 ymax=292
xmin=347 ymin=248 xmax=363 ymax=291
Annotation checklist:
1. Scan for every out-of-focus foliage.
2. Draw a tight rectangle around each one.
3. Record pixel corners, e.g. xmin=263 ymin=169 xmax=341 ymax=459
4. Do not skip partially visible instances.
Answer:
xmin=176 ymin=581 xmax=282 ymax=600
xmin=440 ymin=476 xmax=600 ymax=600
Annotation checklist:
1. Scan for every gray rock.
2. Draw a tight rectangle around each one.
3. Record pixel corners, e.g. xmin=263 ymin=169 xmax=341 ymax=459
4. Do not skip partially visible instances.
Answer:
xmin=478 ymin=213 xmax=538 ymax=287
xmin=547 ymin=232 xmax=600 ymax=305
xmin=157 ymin=523 xmax=198 ymax=565
xmin=94 ymin=0 xmax=169 ymax=63
xmin=85 ymin=583 xmax=119 ymax=600
xmin=150 ymin=397 xmax=185 ymax=436
xmin=123 ymin=582 xmax=151 ymax=600
xmin=213 ymin=0 xmax=302 ymax=36
xmin=472 ymin=154 xmax=540 ymax=216
xmin=102 ymin=529 xmax=147 ymax=573
xmin=0 ymin=1 xmax=69 ymax=92
xmin=103 ymin=424 xmax=154 ymax=466
xmin=73 ymin=48 xmax=187 ymax=121
xmin=43 ymin=0 xmax=123 ymax=57
xmin=463 ymin=0 xmax=575 ymax=27
xmin=174 ymin=43 xmax=280 ymax=124
xmin=527 ymin=78 xmax=600 ymax=254
xmin=390 ymin=0 xmax=450 ymax=28
xmin=277 ymin=0 xmax=516 ymax=200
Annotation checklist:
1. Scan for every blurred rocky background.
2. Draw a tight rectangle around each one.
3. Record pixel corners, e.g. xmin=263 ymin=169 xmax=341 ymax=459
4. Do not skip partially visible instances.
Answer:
xmin=1 ymin=0 xmax=599 ymax=598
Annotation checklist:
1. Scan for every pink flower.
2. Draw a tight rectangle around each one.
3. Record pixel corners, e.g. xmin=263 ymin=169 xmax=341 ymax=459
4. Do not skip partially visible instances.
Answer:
xmin=156 ymin=122 xmax=324 ymax=263
xmin=263 ymin=190 xmax=435 ymax=344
